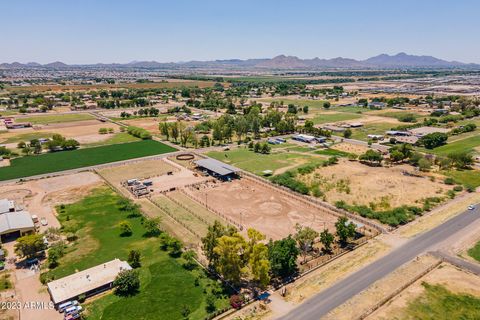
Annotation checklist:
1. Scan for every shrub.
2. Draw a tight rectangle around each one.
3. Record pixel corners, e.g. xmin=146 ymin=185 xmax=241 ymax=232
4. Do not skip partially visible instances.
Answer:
xmin=444 ymin=177 xmax=455 ymax=185
xmin=127 ymin=126 xmax=152 ymax=140
xmin=113 ymin=269 xmax=140 ymax=296
xmin=453 ymin=185 xmax=463 ymax=192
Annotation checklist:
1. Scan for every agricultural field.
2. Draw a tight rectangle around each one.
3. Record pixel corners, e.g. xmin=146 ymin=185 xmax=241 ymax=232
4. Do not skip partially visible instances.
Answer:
xmin=47 ymin=187 xmax=229 ymax=320
xmin=15 ymin=113 xmax=95 ymax=125
xmin=5 ymin=80 xmax=217 ymax=93
xmin=207 ymin=145 xmax=327 ymax=176
xmin=442 ymin=169 xmax=480 ymax=188
xmin=368 ymin=263 xmax=480 ymax=320
xmin=0 ymin=140 xmax=176 ymax=181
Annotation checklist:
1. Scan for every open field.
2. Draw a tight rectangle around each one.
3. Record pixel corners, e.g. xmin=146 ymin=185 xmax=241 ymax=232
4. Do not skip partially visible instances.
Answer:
xmin=368 ymin=263 xmax=480 ymax=320
xmin=0 ymin=119 xmax=124 ymax=145
xmin=5 ymin=80 xmax=217 ymax=93
xmin=297 ymin=159 xmax=450 ymax=208
xmin=207 ymin=146 xmax=326 ymax=175
xmin=15 ymin=113 xmax=94 ymax=124
xmin=430 ymin=134 xmax=480 ymax=156
xmin=46 ymin=186 xmax=229 ymax=320
xmin=185 ymin=177 xmax=339 ymax=240
xmin=350 ymin=122 xmax=398 ymax=141
xmin=121 ymin=117 xmax=163 ymax=135
xmin=330 ymin=142 xmax=370 ymax=155
xmin=311 ymin=111 xmax=363 ymax=125
xmin=83 ymin=132 xmax=141 ymax=147
xmin=0 ymin=140 xmax=176 ymax=180
xmin=443 ymin=169 xmax=480 ymax=188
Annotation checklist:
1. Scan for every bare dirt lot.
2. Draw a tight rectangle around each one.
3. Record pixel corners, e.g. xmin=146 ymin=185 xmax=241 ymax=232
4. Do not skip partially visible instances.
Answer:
xmin=299 ymin=159 xmax=450 ymax=208
xmin=331 ymin=142 xmax=370 ymax=155
xmin=0 ymin=119 xmax=122 ymax=146
xmin=185 ymin=177 xmax=339 ymax=240
xmin=368 ymin=262 xmax=480 ymax=320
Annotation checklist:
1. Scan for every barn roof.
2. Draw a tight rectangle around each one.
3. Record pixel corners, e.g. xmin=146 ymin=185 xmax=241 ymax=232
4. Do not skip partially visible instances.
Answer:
xmin=195 ymin=158 xmax=240 ymax=176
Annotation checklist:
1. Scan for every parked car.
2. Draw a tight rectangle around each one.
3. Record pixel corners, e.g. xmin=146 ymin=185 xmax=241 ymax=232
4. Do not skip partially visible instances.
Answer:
xmin=64 ymin=312 xmax=81 ymax=320
xmin=40 ymin=217 xmax=48 ymax=226
xmin=468 ymin=204 xmax=476 ymax=210
xmin=64 ymin=305 xmax=82 ymax=315
xmin=58 ymin=301 xmax=78 ymax=313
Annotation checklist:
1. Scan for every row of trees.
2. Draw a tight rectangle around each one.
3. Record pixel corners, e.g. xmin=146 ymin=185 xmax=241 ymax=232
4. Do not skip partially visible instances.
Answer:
xmin=17 ymin=134 xmax=79 ymax=155
xmin=201 ymin=218 xmax=358 ymax=289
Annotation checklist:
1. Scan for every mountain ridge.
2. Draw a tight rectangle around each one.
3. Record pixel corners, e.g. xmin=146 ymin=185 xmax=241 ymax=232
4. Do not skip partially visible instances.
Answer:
xmin=1 ymin=53 xmax=478 ymax=70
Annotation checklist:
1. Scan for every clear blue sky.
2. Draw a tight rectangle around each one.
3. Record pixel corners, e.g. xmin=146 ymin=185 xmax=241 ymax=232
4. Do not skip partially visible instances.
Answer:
xmin=1 ymin=0 xmax=479 ymax=64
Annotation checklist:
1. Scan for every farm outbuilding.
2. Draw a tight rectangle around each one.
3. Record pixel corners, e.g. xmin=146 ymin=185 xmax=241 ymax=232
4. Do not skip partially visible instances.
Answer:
xmin=47 ymin=259 xmax=132 ymax=306
xmin=195 ymin=158 xmax=240 ymax=180
xmin=0 ymin=211 xmax=35 ymax=241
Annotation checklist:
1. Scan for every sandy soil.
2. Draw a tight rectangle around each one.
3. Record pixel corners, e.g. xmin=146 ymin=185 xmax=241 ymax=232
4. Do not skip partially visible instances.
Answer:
xmin=121 ymin=118 xmax=163 ymax=134
xmin=186 ymin=177 xmax=339 ymax=240
xmin=97 ymin=158 xmax=179 ymax=187
xmin=0 ymin=120 xmax=121 ymax=145
xmin=368 ymin=263 xmax=480 ymax=320
xmin=300 ymin=159 xmax=450 ymax=208
xmin=331 ymin=142 xmax=369 ymax=155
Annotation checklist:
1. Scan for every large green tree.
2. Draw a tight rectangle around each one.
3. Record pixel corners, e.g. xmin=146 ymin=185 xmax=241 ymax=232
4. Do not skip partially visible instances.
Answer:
xmin=268 ymin=236 xmax=299 ymax=278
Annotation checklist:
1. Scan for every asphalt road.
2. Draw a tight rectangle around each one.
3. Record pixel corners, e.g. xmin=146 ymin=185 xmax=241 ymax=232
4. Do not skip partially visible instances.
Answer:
xmin=281 ymin=206 xmax=480 ymax=320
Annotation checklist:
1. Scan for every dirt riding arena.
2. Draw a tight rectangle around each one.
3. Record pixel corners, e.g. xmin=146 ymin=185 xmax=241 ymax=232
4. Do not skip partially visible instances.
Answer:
xmin=331 ymin=142 xmax=370 ymax=155
xmin=0 ymin=172 xmax=102 ymax=233
xmin=185 ymin=176 xmax=339 ymax=240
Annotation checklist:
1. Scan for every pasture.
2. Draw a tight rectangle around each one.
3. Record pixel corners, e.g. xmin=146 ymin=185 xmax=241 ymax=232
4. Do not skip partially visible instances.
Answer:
xmin=47 ymin=187 xmax=229 ymax=320
xmin=15 ymin=113 xmax=94 ymax=124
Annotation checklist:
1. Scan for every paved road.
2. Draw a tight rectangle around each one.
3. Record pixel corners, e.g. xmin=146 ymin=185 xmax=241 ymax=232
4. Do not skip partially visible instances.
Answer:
xmin=281 ymin=206 xmax=480 ymax=320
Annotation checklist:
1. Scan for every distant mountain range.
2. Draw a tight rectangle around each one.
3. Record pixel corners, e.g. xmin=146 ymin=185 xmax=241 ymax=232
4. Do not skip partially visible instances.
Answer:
xmin=1 ymin=53 xmax=478 ymax=70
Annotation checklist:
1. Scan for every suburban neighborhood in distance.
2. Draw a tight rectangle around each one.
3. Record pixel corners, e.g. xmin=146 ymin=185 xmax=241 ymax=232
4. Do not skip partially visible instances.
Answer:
xmin=1 ymin=1 xmax=480 ymax=320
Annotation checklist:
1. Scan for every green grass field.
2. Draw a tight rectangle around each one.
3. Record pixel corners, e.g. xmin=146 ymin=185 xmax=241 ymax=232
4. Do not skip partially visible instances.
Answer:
xmin=404 ymin=282 xmax=480 ymax=319
xmin=48 ymin=187 xmax=228 ymax=320
xmin=0 ymin=140 xmax=176 ymax=180
xmin=311 ymin=112 xmax=363 ymax=125
xmin=17 ymin=113 xmax=95 ymax=124
xmin=468 ymin=241 xmax=480 ymax=262
xmin=430 ymin=135 xmax=480 ymax=156
xmin=207 ymin=146 xmax=325 ymax=175
xmin=443 ymin=170 xmax=480 ymax=188
xmin=350 ymin=123 xmax=395 ymax=141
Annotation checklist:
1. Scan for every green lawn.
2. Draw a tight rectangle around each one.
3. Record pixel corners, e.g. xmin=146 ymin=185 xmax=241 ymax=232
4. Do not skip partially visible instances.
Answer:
xmin=48 ymin=187 xmax=228 ymax=320
xmin=468 ymin=241 xmax=480 ymax=262
xmin=443 ymin=170 xmax=480 ymax=188
xmin=311 ymin=112 xmax=363 ymax=125
xmin=429 ymin=135 xmax=480 ymax=156
xmin=17 ymin=113 xmax=95 ymax=124
xmin=0 ymin=140 xmax=176 ymax=180
xmin=350 ymin=123 xmax=395 ymax=141
xmin=207 ymin=147 xmax=325 ymax=175
xmin=404 ymin=282 xmax=480 ymax=319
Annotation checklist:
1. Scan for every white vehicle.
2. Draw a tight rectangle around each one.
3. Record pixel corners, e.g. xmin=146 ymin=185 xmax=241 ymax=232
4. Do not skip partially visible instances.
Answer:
xmin=58 ymin=300 xmax=78 ymax=313
xmin=64 ymin=305 xmax=82 ymax=315
xmin=40 ymin=217 xmax=48 ymax=226
xmin=468 ymin=204 xmax=476 ymax=210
